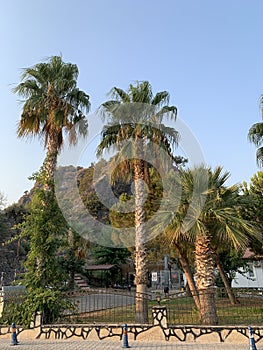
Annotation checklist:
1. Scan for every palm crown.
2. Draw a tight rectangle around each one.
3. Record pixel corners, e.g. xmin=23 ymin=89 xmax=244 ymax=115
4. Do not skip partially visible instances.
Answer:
xmin=97 ymin=81 xmax=180 ymax=167
xmin=14 ymin=55 xmax=90 ymax=151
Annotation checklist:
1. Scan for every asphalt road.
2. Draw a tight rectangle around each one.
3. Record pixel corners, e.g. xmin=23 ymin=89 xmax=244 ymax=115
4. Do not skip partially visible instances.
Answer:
xmin=72 ymin=292 xmax=135 ymax=313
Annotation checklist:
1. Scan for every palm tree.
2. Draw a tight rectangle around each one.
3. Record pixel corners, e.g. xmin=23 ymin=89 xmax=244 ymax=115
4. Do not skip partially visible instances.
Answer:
xmin=14 ymin=56 xmax=91 ymax=302
xmin=248 ymin=95 xmax=263 ymax=167
xmin=166 ymin=166 xmax=259 ymax=324
xmin=14 ymin=55 xmax=90 ymax=189
xmin=97 ymin=81 xmax=179 ymax=323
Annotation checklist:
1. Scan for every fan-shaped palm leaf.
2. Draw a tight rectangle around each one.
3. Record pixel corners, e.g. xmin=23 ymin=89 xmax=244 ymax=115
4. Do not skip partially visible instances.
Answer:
xmin=14 ymin=55 xmax=90 ymax=187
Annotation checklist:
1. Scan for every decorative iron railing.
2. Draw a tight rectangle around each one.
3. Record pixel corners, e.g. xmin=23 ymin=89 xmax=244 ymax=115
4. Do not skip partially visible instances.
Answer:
xmin=1 ymin=287 xmax=263 ymax=326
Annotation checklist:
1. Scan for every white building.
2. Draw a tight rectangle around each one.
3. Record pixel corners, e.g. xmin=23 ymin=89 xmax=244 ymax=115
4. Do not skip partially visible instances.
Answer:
xmin=231 ymin=249 xmax=263 ymax=288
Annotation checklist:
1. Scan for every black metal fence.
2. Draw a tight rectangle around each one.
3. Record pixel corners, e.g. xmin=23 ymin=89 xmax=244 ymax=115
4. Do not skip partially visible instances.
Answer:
xmin=59 ymin=289 xmax=139 ymax=324
xmin=1 ymin=287 xmax=263 ymax=326
xmin=58 ymin=287 xmax=263 ymax=326
xmin=165 ymin=288 xmax=263 ymax=325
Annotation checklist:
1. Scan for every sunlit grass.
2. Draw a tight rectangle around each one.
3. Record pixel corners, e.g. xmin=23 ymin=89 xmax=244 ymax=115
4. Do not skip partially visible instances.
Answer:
xmin=59 ymin=295 xmax=263 ymax=325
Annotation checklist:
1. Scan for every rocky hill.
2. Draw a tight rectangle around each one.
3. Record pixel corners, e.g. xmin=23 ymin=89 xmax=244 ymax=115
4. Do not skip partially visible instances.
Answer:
xmin=0 ymin=160 xmax=132 ymax=284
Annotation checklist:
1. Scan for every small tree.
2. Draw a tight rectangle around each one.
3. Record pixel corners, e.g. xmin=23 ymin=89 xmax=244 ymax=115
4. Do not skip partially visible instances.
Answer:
xmin=165 ymin=166 xmax=260 ymax=325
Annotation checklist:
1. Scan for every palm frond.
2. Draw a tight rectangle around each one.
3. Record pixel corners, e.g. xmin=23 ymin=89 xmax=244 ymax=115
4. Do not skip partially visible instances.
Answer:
xmin=100 ymin=100 xmax=121 ymax=120
xmin=151 ymin=91 xmax=170 ymax=106
xmin=248 ymin=122 xmax=263 ymax=146
xmin=156 ymin=105 xmax=177 ymax=121
xmin=255 ymin=147 xmax=263 ymax=167
xmin=13 ymin=79 xmax=43 ymax=97
xmin=66 ymin=88 xmax=90 ymax=112
xmin=21 ymin=65 xmax=49 ymax=86
xmin=163 ymin=165 xmax=259 ymax=253
xmin=96 ymin=124 xmax=122 ymax=157
xmin=128 ymin=81 xmax=152 ymax=104
xmin=67 ymin=116 xmax=88 ymax=146
xmin=15 ymin=55 xmax=90 ymax=153
xmin=110 ymin=87 xmax=130 ymax=103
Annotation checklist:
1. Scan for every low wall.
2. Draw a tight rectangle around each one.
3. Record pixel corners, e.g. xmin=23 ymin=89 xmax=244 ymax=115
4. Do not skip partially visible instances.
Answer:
xmin=0 ymin=306 xmax=263 ymax=344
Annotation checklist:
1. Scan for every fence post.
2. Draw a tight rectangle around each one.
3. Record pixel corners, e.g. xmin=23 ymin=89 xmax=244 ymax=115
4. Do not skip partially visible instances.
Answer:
xmin=152 ymin=306 xmax=167 ymax=329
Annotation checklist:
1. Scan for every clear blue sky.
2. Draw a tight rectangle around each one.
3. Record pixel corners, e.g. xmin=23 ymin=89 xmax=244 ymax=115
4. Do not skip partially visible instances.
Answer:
xmin=1 ymin=0 xmax=262 ymax=205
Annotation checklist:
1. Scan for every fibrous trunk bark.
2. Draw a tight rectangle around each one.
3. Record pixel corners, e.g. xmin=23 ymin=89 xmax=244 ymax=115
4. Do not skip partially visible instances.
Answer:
xmin=134 ymin=138 xmax=148 ymax=323
xmin=195 ymin=233 xmax=218 ymax=325
xmin=43 ymin=131 xmax=59 ymax=193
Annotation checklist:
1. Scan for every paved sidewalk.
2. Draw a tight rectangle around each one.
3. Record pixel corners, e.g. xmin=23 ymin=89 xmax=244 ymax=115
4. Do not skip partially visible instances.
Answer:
xmin=0 ymin=338 xmax=262 ymax=349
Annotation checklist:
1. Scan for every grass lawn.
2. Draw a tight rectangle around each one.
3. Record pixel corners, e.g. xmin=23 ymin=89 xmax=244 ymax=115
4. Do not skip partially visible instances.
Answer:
xmin=60 ymin=295 xmax=263 ymax=325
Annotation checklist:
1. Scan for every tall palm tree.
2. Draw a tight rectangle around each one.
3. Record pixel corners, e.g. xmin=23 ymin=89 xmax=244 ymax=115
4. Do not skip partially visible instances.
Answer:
xmin=248 ymin=95 xmax=263 ymax=167
xmin=14 ymin=56 xmax=90 ymax=292
xmin=14 ymin=55 xmax=90 ymax=189
xmin=97 ymin=81 xmax=179 ymax=323
xmin=166 ymin=166 xmax=259 ymax=324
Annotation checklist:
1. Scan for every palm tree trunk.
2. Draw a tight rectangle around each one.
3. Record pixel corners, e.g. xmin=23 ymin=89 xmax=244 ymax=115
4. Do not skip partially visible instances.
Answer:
xmin=195 ymin=233 xmax=218 ymax=325
xmin=134 ymin=139 xmax=148 ymax=323
xmin=174 ymin=243 xmax=200 ymax=310
xmin=43 ymin=131 xmax=59 ymax=192
xmin=215 ymin=253 xmax=237 ymax=305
